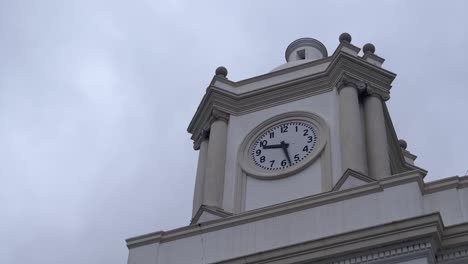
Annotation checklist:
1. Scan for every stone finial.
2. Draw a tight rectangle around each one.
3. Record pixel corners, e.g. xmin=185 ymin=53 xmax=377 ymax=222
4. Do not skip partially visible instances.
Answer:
xmin=215 ymin=66 xmax=228 ymax=78
xmin=363 ymin=43 xmax=376 ymax=54
xmin=339 ymin=32 xmax=352 ymax=43
xmin=399 ymin=139 xmax=408 ymax=149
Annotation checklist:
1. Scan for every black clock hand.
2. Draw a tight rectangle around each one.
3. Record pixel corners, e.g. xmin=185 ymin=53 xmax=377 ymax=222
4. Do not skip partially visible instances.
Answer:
xmin=262 ymin=143 xmax=283 ymax=149
xmin=281 ymin=141 xmax=292 ymax=165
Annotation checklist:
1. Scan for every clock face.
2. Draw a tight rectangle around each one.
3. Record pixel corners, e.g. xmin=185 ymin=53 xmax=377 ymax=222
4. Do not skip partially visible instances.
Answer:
xmin=250 ymin=121 xmax=318 ymax=171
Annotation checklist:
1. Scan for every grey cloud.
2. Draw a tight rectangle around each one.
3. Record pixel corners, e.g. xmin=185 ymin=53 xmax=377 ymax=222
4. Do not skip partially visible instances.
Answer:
xmin=1 ymin=0 xmax=467 ymax=263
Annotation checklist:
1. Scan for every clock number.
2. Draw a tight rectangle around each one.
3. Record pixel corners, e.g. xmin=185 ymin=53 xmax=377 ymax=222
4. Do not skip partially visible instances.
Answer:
xmin=281 ymin=160 xmax=287 ymax=166
xmin=294 ymin=154 xmax=300 ymax=162
xmin=260 ymin=140 xmax=268 ymax=147
xmin=303 ymin=129 xmax=309 ymax=136
xmin=303 ymin=145 xmax=309 ymax=152
xmin=260 ymin=156 xmax=266 ymax=163
xmin=255 ymin=149 xmax=261 ymax=156
xmin=269 ymin=160 xmax=275 ymax=167
xmin=281 ymin=125 xmax=288 ymax=133
xmin=269 ymin=132 xmax=274 ymax=138
xmin=295 ymin=126 xmax=298 ymax=132
xmin=307 ymin=136 xmax=313 ymax=143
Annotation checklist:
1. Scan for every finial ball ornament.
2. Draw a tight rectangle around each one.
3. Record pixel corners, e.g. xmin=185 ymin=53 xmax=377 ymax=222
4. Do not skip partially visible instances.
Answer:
xmin=399 ymin=139 xmax=408 ymax=149
xmin=215 ymin=66 xmax=228 ymax=77
xmin=363 ymin=43 xmax=376 ymax=54
xmin=339 ymin=32 xmax=352 ymax=43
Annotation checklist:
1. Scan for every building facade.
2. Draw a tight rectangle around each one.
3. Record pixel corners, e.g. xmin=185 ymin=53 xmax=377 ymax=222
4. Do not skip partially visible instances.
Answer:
xmin=126 ymin=33 xmax=468 ymax=264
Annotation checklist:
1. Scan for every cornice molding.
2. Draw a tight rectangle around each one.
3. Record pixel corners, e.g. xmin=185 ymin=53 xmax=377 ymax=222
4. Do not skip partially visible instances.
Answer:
xmin=127 ymin=172 xmax=468 ymax=250
xmin=212 ymin=213 xmax=443 ymax=264
xmin=327 ymin=241 xmax=434 ymax=264
xmin=424 ymin=176 xmax=468 ymax=194
xmin=436 ymin=246 xmax=468 ymax=263
xmin=362 ymin=52 xmax=385 ymax=68
xmin=187 ymin=47 xmax=397 ymax=144
xmin=126 ymin=171 xmax=425 ymax=248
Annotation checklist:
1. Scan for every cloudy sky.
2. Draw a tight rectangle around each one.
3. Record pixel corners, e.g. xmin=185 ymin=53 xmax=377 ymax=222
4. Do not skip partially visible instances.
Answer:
xmin=1 ymin=0 xmax=467 ymax=263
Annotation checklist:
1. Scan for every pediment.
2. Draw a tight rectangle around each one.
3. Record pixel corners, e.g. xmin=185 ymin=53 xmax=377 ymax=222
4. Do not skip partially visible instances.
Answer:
xmin=333 ymin=169 xmax=375 ymax=191
xmin=190 ymin=205 xmax=232 ymax=225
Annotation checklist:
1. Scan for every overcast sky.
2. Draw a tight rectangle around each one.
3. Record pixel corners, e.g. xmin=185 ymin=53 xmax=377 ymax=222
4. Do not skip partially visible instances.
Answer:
xmin=1 ymin=1 xmax=467 ymax=263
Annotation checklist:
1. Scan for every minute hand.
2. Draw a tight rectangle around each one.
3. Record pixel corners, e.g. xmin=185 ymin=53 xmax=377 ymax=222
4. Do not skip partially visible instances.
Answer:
xmin=281 ymin=141 xmax=292 ymax=165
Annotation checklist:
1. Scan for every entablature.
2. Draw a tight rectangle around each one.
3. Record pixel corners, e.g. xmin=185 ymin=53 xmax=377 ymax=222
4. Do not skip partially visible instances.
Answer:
xmin=187 ymin=45 xmax=397 ymax=148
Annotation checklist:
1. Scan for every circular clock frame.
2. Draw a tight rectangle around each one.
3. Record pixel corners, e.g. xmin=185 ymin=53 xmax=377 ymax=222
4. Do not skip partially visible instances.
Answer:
xmin=238 ymin=111 xmax=329 ymax=180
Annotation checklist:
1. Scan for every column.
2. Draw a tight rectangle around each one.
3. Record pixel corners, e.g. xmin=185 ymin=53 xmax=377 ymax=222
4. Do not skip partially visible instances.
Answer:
xmin=338 ymin=77 xmax=368 ymax=175
xmin=364 ymin=90 xmax=391 ymax=179
xmin=192 ymin=132 xmax=208 ymax=217
xmin=203 ymin=109 xmax=229 ymax=208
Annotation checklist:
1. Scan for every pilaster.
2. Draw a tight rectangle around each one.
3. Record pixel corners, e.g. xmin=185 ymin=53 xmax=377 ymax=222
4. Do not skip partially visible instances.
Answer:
xmin=203 ymin=109 xmax=229 ymax=208
xmin=337 ymin=75 xmax=368 ymax=176
xmin=363 ymin=86 xmax=391 ymax=179
xmin=192 ymin=131 xmax=209 ymax=217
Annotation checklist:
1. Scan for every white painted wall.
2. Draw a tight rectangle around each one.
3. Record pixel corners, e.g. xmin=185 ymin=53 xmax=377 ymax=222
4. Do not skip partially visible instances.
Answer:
xmin=127 ymin=243 xmax=159 ymax=264
xmin=423 ymin=187 xmax=468 ymax=226
xmin=150 ymin=182 xmax=427 ymax=264
xmin=129 ymin=181 xmax=468 ymax=264
xmin=223 ymin=90 xmax=341 ymax=213
xmin=245 ymin=161 xmax=321 ymax=210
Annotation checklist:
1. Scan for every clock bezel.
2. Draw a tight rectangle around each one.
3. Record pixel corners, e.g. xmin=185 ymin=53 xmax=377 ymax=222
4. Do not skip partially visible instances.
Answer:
xmin=238 ymin=111 xmax=329 ymax=180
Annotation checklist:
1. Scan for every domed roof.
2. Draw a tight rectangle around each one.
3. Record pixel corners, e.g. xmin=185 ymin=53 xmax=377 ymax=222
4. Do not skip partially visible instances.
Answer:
xmin=271 ymin=38 xmax=328 ymax=72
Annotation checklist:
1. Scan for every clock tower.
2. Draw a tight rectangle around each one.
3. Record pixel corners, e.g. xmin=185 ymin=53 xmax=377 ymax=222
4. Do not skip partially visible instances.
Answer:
xmin=126 ymin=33 xmax=468 ymax=264
xmin=188 ymin=33 xmax=421 ymax=220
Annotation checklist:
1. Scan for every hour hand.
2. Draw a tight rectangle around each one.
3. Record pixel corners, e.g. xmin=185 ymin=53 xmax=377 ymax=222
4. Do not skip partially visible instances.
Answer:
xmin=262 ymin=143 xmax=282 ymax=149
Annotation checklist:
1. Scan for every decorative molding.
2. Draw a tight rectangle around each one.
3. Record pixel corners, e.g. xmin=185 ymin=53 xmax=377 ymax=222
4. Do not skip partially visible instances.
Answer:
xmin=193 ymin=129 xmax=209 ymax=150
xmin=129 ymin=172 xmax=468 ymax=252
xmin=441 ymin=222 xmax=468 ymax=248
xmin=328 ymin=241 xmax=433 ymax=264
xmin=362 ymin=52 xmax=385 ymax=67
xmin=365 ymin=84 xmax=390 ymax=101
xmin=190 ymin=205 xmax=233 ymax=225
xmin=436 ymin=246 xmax=468 ymax=263
xmin=424 ymin=176 xmax=468 ymax=194
xmin=187 ymin=47 xmax=396 ymax=145
xmin=333 ymin=168 xmax=375 ymax=191
xmin=126 ymin=231 xmax=163 ymax=249
xmin=334 ymin=41 xmax=361 ymax=57
xmin=211 ymin=108 xmax=230 ymax=123
xmin=336 ymin=74 xmax=367 ymax=94
xmin=126 ymin=171 xmax=425 ymax=247
xmin=212 ymin=213 xmax=443 ymax=264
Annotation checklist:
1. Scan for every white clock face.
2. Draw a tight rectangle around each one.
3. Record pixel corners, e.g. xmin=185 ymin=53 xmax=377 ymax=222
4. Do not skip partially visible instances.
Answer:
xmin=250 ymin=121 xmax=318 ymax=171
